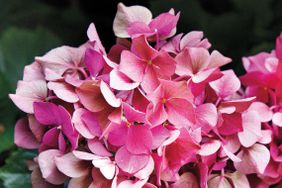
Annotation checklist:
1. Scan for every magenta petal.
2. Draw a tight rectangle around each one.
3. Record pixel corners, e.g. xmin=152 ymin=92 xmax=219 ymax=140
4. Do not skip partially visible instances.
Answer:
xmin=123 ymin=102 xmax=146 ymax=123
xmin=151 ymin=125 xmax=170 ymax=149
xmin=195 ymin=103 xmax=217 ymax=130
xmin=108 ymin=123 xmax=128 ymax=147
xmin=55 ymin=152 xmax=89 ymax=178
xmin=41 ymin=127 xmax=60 ymax=150
xmin=152 ymin=50 xmax=176 ymax=77
xmin=126 ymin=125 xmax=153 ymax=154
xmin=81 ymin=110 xmax=102 ymax=137
xmin=14 ymin=117 xmax=39 ymax=149
xmin=84 ymin=48 xmax=105 ymax=77
xmin=115 ymin=146 xmax=150 ymax=174
xmin=38 ymin=149 xmax=67 ymax=185
xmin=127 ymin=22 xmax=153 ymax=38
xmin=33 ymin=102 xmax=61 ymax=125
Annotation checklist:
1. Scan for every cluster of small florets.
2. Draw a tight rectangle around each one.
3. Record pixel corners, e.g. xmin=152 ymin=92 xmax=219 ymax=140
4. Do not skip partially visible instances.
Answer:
xmin=9 ymin=3 xmax=282 ymax=188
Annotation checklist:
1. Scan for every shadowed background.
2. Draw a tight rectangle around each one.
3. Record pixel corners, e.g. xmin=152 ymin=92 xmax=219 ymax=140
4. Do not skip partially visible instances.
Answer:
xmin=0 ymin=0 xmax=281 ymax=187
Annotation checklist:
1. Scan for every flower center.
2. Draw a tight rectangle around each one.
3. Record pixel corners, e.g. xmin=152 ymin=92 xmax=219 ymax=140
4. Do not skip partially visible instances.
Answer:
xmin=148 ymin=60 xmax=153 ymax=65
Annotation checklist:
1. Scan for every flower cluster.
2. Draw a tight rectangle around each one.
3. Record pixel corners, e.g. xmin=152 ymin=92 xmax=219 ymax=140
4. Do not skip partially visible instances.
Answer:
xmin=9 ymin=2 xmax=282 ymax=188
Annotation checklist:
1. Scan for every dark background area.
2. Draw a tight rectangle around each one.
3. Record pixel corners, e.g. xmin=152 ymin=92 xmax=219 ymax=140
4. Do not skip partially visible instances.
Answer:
xmin=0 ymin=0 xmax=281 ymax=187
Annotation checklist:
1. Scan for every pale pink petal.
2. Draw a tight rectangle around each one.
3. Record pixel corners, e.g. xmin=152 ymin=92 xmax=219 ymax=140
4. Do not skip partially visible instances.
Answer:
xmin=258 ymin=130 xmax=272 ymax=144
xmin=9 ymin=80 xmax=47 ymax=113
xmin=208 ymin=175 xmax=232 ymax=188
xmin=238 ymin=111 xmax=262 ymax=148
xmin=55 ymin=152 xmax=89 ymax=178
xmin=191 ymin=68 xmax=218 ymax=83
xmin=230 ymin=171 xmax=251 ymax=188
xmin=23 ymin=62 xmax=44 ymax=81
xmin=31 ymin=168 xmax=63 ymax=188
xmin=175 ymin=48 xmax=194 ymax=76
xmin=273 ymin=112 xmax=282 ymax=127
xmin=209 ymin=70 xmax=241 ymax=98
xmin=87 ymin=23 xmax=105 ymax=54
xmin=110 ymin=69 xmax=139 ymax=90
xmin=113 ymin=3 xmax=152 ymax=38
xmin=126 ymin=125 xmax=153 ymax=154
xmin=38 ymin=149 xmax=67 ymax=185
xmin=72 ymin=109 xmax=96 ymax=139
xmin=247 ymin=102 xmax=273 ymax=122
xmin=72 ymin=151 xmax=97 ymax=161
xmin=198 ymin=140 xmax=221 ymax=156
xmin=48 ymin=81 xmax=79 ymax=103
xmin=115 ymin=146 xmax=149 ymax=174
xmin=14 ymin=117 xmax=39 ymax=149
xmin=141 ymin=66 xmax=159 ymax=94
xmin=171 ymin=172 xmax=199 ymax=188
xmin=100 ymin=80 xmax=121 ymax=108
xmin=234 ymin=144 xmax=270 ymax=174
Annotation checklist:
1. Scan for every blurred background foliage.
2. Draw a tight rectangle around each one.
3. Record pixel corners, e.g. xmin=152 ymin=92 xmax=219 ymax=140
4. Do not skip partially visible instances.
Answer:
xmin=0 ymin=0 xmax=281 ymax=187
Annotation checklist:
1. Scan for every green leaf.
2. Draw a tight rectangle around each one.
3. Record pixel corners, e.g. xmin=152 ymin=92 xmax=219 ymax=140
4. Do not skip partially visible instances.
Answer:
xmin=0 ymin=27 xmax=61 ymax=89
xmin=0 ymin=149 xmax=37 ymax=188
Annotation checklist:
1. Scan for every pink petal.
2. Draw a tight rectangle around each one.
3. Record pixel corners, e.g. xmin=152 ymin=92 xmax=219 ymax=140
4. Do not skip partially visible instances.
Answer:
xmin=119 ymin=51 xmax=146 ymax=82
xmin=127 ymin=22 xmax=153 ymax=38
xmin=48 ymin=81 xmax=79 ymax=103
xmin=88 ymin=139 xmax=112 ymax=157
xmin=141 ymin=66 xmax=159 ymax=94
xmin=209 ymin=70 xmax=241 ymax=98
xmin=14 ymin=117 xmax=39 ymax=149
xmin=146 ymin=103 xmax=168 ymax=126
xmin=218 ymin=113 xmax=243 ymax=136
xmin=115 ymin=146 xmax=149 ymax=174
xmin=208 ymin=50 xmax=232 ymax=69
xmin=68 ymin=176 xmax=92 ymax=188
xmin=73 ymin=109 xmax=97 ymax=139
xmin=76 ymin=80 xmax=108 ymax=112
xmin=149 ymin=12 xmax=180 ymax=39
xmin=276 ymin=33 xmax=282 ymax=59
xmin=152 ymin=50 xmax=176 ymax=77
xmin=175 ymin=48 xmax=194 ymax=76
xmin=151 ymin=125 xmax=171 ymax=149
xmin=123 ymin=102 xmax=146 ymax=123
xmin=195 ymin=103 xmax=217 ymax=131
xmin=38 ymin=149 xmax=67 ymax=185
xmin=72 ymin=151 xmax=97 ymax=161
xmin=208 ymin=175 xmax=232 ymax=188
xmin=131 ymin=35 xmax=157 ymax=60
xmin=234 ymin=144 xmax=270 ymax=174
xmin=166 ymin=98 xmax=195 ymax=128
xmin=126 ymin=125 xmax=153 ymax=154
xmin=198 ymin=140 xmax=221 ymax=156
xmin=238 ymin=111 xmax=262 ymax=147
xmin=113 ymin=3 xmax=152 ymax=38
xmin=100 ymin=80 xmax=121 ymax=108
xmin=134 ymin=156 xmax=154 ymax=179
xmin=28 ymin=115 xmax=45 ymax=142
xmin=55 ymin=152 xmax=89 ymax=178
xmin=273 ymin=112 xmax=282 ymax=127
xmin=109 ymin=69 xmax=139 ymax=90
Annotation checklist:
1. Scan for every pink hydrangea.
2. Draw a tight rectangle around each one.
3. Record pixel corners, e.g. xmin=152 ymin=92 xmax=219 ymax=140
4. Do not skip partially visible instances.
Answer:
xmin=9 ymin=2 xmax=282 ymax=188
